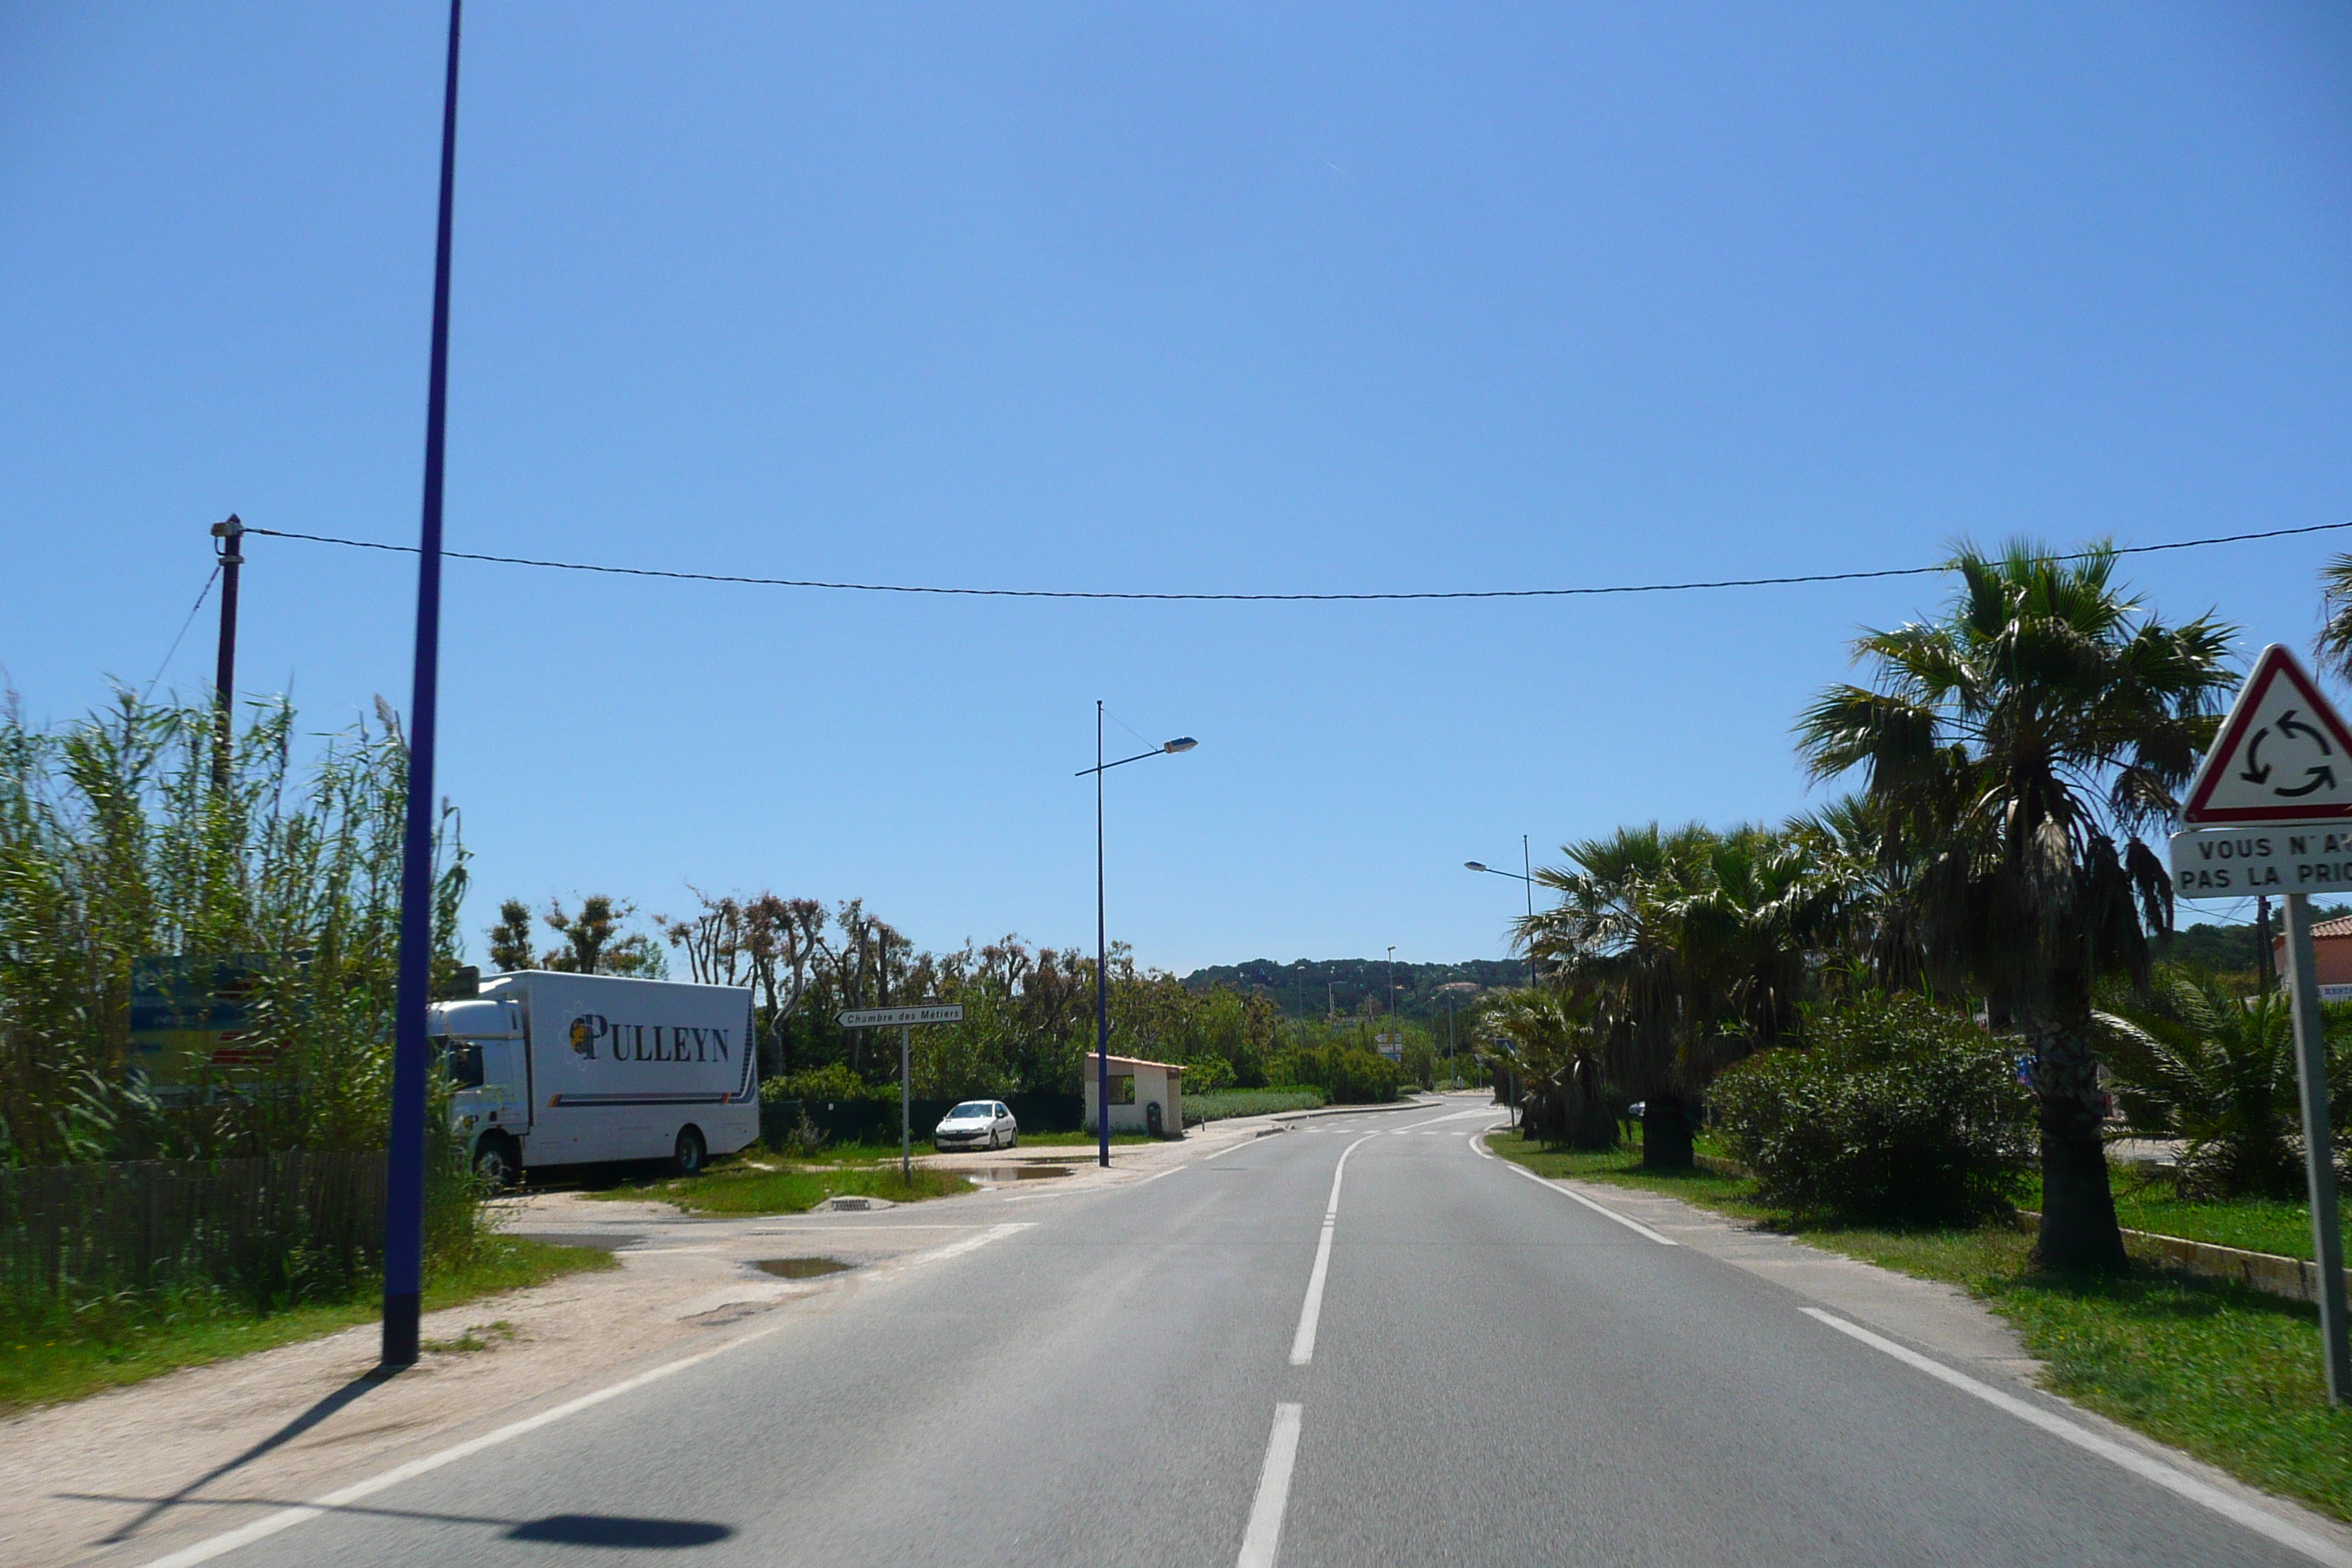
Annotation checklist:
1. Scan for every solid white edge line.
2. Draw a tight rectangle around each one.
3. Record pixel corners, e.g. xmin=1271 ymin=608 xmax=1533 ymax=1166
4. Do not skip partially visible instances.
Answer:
xmin=135 ymin=1222 xmax=1035 ymax=1568
xmin=1502 ymin=1162 xmax=1678 ymax=1245
xmin=135 ymin=1325 xmax=785 ymax=1568
xmin=1801 ymin=1308 xmax=2352 ymax=1568
xmin=1237 ymin=1403 xmax=1305 ymax=1568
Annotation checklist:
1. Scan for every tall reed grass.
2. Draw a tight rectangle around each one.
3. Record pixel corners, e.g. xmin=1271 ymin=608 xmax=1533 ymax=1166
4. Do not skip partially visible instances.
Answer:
xmin=0 ymin=687 xmax=496 ymax=1344
xmin=0 ymin=687 xmax=467 ymax=1167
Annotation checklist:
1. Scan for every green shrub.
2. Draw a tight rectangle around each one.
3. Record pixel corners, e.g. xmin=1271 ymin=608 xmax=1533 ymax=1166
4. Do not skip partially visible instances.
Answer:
xmin=761 ymin=1063 xmax=883 ymax=1104
xmin=1272 ymin=1045 xmax=1402 ymax=1105
xmin=1179 ymin=1055 xmax=1237 ymax=1095
xmin=1711 ymin=994 xmax=2033 ymax=1226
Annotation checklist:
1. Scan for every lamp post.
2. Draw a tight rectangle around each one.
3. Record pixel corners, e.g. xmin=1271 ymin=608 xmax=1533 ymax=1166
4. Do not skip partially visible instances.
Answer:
xmin=1464 ymin=837 xmax=1539 ymax=991
xmin=1076 ymin=705 xmax=1196 ymax=1168
xmin=383 ymin=0 xmax=465 ymax=1371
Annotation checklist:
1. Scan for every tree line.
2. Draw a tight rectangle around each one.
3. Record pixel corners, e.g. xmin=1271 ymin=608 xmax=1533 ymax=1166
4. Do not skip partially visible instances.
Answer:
xmin=476 ymin=890 xmax=1422 ymax=1103
xmin=1477 ymin=538 xmax=2352 ymax=1273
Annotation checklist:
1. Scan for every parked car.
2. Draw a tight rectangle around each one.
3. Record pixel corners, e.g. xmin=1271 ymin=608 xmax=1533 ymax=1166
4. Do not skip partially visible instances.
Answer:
xmin=933 ymin=1100 xmax=1019 ymax=1151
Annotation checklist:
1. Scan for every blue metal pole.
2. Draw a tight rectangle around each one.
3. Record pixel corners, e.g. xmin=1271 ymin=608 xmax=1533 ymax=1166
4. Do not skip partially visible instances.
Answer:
xmin=383 ymin=0 xmax=464 ymax=1369
xmin=1096 ymin=701 xmax=1111 ymax=1169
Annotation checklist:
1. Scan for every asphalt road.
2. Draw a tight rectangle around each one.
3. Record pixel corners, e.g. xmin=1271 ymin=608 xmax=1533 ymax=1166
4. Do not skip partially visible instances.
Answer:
xmin=169 ymin=1102 xmax=2326 ymax=1567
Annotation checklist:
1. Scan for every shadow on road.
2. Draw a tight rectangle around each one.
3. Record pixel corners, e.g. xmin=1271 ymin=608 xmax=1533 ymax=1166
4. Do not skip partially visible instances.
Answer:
xmin=506 ymin=1514 xmax=736 ymax=1548
xmin=97 ymin=1365 xmax=400 ymax=1542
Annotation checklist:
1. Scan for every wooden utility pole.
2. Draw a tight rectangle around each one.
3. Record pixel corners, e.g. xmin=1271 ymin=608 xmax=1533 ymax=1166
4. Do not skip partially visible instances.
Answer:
xmin=2257 ymin=894 xmax=2275 ymax=996
xmin=208 ymin=515 xmax=244 ymax=792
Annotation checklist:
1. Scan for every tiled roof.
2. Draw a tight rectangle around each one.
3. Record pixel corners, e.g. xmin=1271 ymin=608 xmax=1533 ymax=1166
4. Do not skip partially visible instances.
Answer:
xmin=2309 ymin=915 xmax=2352 ymax=941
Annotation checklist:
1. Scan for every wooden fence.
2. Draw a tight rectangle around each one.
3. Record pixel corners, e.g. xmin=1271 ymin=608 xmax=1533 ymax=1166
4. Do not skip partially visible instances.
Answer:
xmin=0 ymin=1149 xmax=387 ymax=1310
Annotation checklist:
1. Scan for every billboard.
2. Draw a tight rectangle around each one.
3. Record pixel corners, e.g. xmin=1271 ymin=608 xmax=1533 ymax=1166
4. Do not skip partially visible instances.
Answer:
xmin=127 ymin=956 xmax=277 ymax=1098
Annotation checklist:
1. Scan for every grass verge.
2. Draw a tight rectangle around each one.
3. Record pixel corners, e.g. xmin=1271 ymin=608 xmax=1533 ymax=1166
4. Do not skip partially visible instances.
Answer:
xmin=2106 ymin=1185 xmax=2338 ymax=1262
xmin=1485 ymin=1130 xmax=2352 ymax=1523
xmin=0 ymin=1236 xmax=616 ymax=1414
xmin=586 ymin=1156 xmax=974 ymax=1215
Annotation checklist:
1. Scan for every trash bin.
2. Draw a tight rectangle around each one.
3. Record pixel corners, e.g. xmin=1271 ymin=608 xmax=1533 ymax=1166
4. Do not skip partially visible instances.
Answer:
xmin=1145 ymin=1101 xmax=1164 ymax=1137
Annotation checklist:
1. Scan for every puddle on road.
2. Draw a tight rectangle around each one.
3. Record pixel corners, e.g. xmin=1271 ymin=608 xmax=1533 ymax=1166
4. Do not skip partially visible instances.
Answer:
xmin=752 ymin=1256 xmax=855 ymax=1279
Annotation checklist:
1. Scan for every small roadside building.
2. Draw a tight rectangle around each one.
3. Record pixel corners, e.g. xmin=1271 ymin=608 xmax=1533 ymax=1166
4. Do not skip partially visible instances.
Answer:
xmin=1082 ymin=1054 xmax=1186 ymax=1137
xmin=2274 ymin=913 xmax=2352 ymax=1003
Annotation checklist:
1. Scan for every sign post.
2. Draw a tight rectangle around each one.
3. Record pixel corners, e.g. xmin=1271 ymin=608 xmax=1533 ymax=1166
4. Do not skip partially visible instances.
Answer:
xmin=2283 ymin=893 xmax=2352 ymax=1404
xmin=2171 ymin=644 xmax=2352 ymax=1403
xmin=838 ymin=1005 xmax=965 ymax=1180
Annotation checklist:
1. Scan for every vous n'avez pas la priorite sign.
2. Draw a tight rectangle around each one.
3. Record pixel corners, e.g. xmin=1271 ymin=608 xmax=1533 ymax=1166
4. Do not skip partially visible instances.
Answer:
xmin=2170 ymin=644 xmax=2352 ymax=898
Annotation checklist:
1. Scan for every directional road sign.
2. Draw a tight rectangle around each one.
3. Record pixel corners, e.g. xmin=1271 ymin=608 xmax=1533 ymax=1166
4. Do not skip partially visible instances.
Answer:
xmin=837 ymin=1005 xmax=964 ymax=1028
xmin=2181 ymin=644 xmax=2352 ymax=825
xmin=2168 ymin=645 xmax=2352 ymax=1402
xmin=2171 ymin=822 xmax=2352 ymax=900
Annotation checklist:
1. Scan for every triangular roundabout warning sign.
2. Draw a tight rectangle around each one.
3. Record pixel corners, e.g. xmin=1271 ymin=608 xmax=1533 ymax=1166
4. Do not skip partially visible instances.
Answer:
xmin=2182 ymin=644 xmax=2352 ymax=825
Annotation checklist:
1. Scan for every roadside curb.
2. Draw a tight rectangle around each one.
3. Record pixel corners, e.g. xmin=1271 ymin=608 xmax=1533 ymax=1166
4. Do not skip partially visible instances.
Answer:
xmin=2012 ymin=1208 xmax=2352 ymax=1306
xmin=1689 ymin=1155 xmax=2345 ymax=1309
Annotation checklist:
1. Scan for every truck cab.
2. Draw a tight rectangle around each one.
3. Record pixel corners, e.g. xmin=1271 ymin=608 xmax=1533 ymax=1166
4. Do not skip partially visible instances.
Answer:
xmin=431 ymin=996 xmax=530 ymax=1183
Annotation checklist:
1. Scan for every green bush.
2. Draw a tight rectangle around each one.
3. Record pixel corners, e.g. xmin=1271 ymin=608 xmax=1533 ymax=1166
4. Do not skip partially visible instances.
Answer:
xmin=761 ymin=1063 xmax=884 ymax=1104
xmin=1711 ymin=994 xmax=2033 ymax=1226
xmin=1179 ymin=1055 xmax=1237 ymax=1095
xmin=1272 ymin=1045 xmax=1403 ymax=1105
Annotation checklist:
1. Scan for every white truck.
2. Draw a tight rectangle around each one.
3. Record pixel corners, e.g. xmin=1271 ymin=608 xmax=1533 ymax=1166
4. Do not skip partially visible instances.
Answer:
xmin=429 ymin=971 xmax=760 ymax=1182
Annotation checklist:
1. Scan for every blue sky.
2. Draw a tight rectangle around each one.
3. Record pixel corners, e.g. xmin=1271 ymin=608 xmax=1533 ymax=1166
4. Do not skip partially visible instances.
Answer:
xmin=4 ymin=2 xmax=2349 ymax=974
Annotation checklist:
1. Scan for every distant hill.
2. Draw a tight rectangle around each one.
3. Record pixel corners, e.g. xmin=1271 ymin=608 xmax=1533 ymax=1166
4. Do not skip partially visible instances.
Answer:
xmin=2160 ymin=902 xmax=2352 ymax=976
xmin=1180 ymin=958 xmax=1529 ymax=1021
xmin=1186 ymin=915 xmax=2317 ymax=1018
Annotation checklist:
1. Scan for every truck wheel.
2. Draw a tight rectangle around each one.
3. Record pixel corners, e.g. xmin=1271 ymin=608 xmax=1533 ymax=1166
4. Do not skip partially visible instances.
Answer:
xmin=473 ymin=1134 xmax=520 ymax=1188
xmin=674 ymin=1126 xmax=707 ymax=1175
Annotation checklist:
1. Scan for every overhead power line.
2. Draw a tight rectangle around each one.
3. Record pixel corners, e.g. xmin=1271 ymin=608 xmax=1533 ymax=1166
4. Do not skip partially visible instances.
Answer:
xmin=243 ymin=518 xmax=2352 ymax=604
xmin=140 ymin=562 xmax=222 ymax=702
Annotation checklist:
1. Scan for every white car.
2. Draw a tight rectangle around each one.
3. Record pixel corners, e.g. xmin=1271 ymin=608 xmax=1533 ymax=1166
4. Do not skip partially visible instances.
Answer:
xmin=934 ymin=1100 xmax=1018 ymax=1151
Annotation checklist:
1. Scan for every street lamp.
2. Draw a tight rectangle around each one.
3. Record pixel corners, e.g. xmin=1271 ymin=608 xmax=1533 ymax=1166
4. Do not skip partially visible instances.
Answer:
xmin=383 ymin=0 xmax=467 ymax=1371
xmin=1076 ymin=705 xmax=1196 ymax=1168
xmin=1465 ymin=833 xmax=1539 ymax=990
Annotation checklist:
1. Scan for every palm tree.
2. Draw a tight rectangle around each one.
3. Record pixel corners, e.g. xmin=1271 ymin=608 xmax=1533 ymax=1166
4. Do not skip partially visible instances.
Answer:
xmin=2095 ymin=972 xmax=2301 ymax=1200
xmin=1520 ymin=822 xmax=1847 ymax=1166
xmin=1481 ymin=987 xmax=1614 ymax=1149
xmin=1519 ymin=824 xmax=1692 ymax=1163
xmin=2316 ymin=557 xmax=2352 ymax=681
xmin=1797 ymin=540 xmax=2234 ymax=1270
xmin=1783 ymin=794 xmax=1926 ymax=994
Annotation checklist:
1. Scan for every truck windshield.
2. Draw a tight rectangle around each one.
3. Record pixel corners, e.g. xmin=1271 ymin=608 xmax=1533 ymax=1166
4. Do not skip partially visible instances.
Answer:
xmin=431 ymin=1035 xmax=486 ymax=1088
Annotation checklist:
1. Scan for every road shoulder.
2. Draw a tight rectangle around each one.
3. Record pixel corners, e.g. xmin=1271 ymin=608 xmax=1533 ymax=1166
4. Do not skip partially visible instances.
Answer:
xmin=1490 ymin=1134 xmax=2352 ymax=1562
